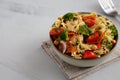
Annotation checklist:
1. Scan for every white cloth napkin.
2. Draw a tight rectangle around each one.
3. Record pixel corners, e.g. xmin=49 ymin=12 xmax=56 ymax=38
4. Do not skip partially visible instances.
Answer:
xmin=41 ymin=41 xmax=120 ymax=80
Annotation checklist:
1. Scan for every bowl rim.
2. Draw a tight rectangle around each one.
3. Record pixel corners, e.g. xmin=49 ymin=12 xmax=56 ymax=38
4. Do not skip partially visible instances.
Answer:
xmin=49 ymin=12 xmax=119 ymax=61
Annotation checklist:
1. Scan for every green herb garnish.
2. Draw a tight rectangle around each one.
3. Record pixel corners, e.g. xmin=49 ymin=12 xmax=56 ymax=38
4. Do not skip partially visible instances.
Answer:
xmin=58 ymin=30 xmax=69 ymax=40
xmin=63 ymin=13 xmax=74 ymax=21
xmin=103 ymin=39 xmax=113 ymax=50
xmin=79 ymin=25 xmax=91 ymax=36
xmin=108 ymin=25 xmax=118 ymax=39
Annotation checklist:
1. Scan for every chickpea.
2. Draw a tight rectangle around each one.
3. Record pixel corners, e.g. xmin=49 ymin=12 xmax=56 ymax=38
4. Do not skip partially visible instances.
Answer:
xmin=54 ymin=40 xmax=59 ymax=46
xmin=103 ymin=50 xmax=107 ymax=54
xmin=111 ymin=40 xmax=116 ymax=44
xmin=91 ymin=45 xmax=98 ymax=50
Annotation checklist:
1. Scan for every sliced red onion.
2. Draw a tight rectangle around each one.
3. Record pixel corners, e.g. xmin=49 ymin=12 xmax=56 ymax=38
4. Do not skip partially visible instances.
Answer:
xmin=60 ymin=41 xmax=67 ymax=53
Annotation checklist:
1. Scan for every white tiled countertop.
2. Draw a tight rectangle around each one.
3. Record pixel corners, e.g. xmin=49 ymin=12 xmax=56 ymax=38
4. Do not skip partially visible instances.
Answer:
xmin=0 ymin=0 xmax=120 ymax=80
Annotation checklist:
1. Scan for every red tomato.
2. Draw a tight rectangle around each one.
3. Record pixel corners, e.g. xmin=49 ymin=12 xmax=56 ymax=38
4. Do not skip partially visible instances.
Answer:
xmin=50 ymin=28 xmax=63 ymax=37
xmin=83 ymin=50 xmax=97 ymax=59
xmin=87 ymin=31 xmax=99 ymax=44
xmin=82 ymin=15 xmax=96 ymax=27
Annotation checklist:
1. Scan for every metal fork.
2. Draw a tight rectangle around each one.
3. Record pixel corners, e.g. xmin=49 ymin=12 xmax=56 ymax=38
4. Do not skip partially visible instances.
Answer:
xmin=98 ymin=0 xmax=118 ymax=16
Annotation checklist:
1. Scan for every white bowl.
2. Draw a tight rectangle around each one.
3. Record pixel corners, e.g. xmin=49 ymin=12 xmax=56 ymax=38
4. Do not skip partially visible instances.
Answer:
xmin=49 ymin=12 xmax=118 ymax=67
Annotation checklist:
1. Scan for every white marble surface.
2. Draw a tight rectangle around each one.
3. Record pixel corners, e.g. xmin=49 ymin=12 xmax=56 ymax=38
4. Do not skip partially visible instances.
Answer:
xmin=0 ymin=0 xmax=120 ymax=80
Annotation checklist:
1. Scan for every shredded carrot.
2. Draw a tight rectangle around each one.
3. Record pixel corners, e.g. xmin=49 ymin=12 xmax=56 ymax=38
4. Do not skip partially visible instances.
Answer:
xmin=68 ymin=31 xmax=76 ymax=40
xmin=66 ymin=47 xmax=77 ymax=53
xmin=65 ymin=41 xmax=77 ymax=53
xmin=70 ymin=36 xmax=75 ymax=41
xmin=97 ymin=32 xmax=105 ymax=48
xmin=66 ymin=41 xmax=73 ymax=47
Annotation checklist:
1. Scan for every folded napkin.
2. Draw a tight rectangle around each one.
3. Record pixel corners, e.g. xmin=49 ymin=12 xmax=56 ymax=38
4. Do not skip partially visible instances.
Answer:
xmin=41 ymin=41 xmax=120 ymax=80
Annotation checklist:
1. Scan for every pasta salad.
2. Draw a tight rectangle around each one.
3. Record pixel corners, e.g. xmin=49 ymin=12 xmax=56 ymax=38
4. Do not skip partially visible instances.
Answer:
xmin=49 ymin=12 xmax=118 ymax=59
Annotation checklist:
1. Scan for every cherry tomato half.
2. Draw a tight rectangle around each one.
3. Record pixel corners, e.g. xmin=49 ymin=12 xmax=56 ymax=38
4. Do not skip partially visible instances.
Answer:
xmin=83 ymin=50 xmax=97 ymax=59
xmin=82 ymin=15 xmax=96 ymax=27
xmin=87 ymin=31 xmax=99 ymax=44
xmin=50 ymin=28 xmax=63 ymax=37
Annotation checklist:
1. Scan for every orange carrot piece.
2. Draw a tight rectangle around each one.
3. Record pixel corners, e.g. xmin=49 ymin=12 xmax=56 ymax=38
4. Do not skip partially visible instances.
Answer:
xmin=68 ymin=31 xmax=76 ymax=40
xmin=66 ymin=47 xmax=77 ymax=53
xmin=97 ymin=32 xmax=105 ymax=48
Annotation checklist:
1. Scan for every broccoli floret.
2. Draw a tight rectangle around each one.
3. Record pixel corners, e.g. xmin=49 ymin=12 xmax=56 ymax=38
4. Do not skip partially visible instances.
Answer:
xmin=108 ymin=25 xmax=118 ymax=39
xmin=63 ymin=13 xmax=74 ymax=21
